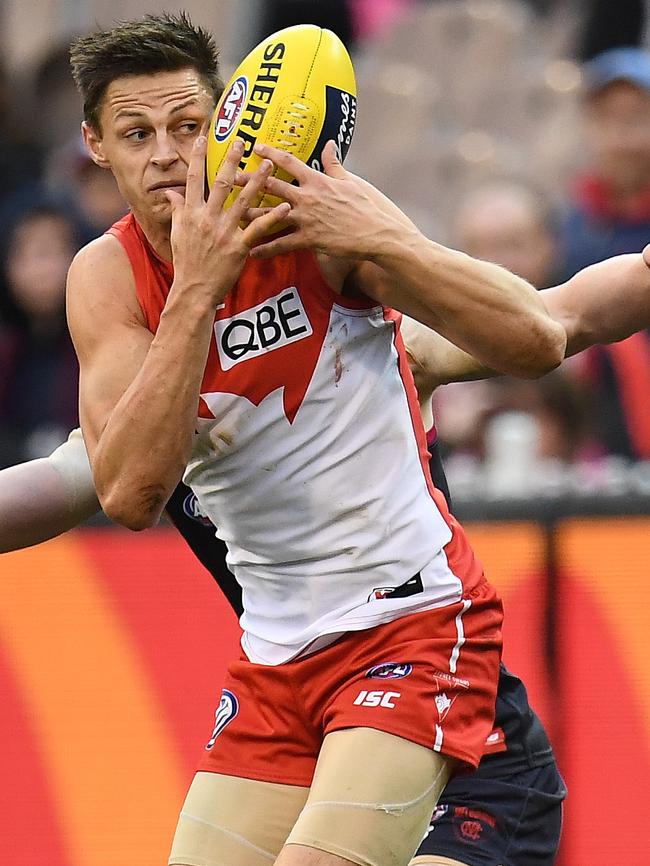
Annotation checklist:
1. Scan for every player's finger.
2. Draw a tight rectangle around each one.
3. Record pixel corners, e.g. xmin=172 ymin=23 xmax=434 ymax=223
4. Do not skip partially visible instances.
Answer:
xmin=243 ymin=206 xmax=275 ymax=222
xmin=164 ymin=189 xmax=186 ymax=213
xmin=184 ymin=136 xmax=208 ymax=208
xmin=208 ymin=139 xmax=244 ymax=210
xmin=249 ymin=229 xmax=302 ymax=258
xmin=243 ymin=203 xmax=293 ymax=247
xmin=234 ymin=170 xmax=251 ymax=187
xmin=321 ymin=140 xmax=348 ymax=179
xmin=254 ymin=143 xmax=310 ymax=183
xmin=260 ymin=175 xmax=300 ymax=203
xmin=227 ymin=160 xmax=274 ymax=224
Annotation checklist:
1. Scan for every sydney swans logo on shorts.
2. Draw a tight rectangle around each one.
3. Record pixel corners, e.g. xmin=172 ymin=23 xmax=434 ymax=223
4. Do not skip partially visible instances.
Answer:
xmin=366 ymin=662 xmax=413 ymax=680
xmin=205 ymin=689 xmax=239 ymax=750
xmin=214 ymin=287 xmax=313 ymax=371
xmin=214 ymin=76 xmax=248 ymax=142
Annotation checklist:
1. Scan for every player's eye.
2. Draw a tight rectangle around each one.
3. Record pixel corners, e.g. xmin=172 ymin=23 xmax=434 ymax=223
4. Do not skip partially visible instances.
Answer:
xmin=125 ymin=129 xmax=148 ymax=142
xmin=177 ymin=121 xmax=199 ymax=134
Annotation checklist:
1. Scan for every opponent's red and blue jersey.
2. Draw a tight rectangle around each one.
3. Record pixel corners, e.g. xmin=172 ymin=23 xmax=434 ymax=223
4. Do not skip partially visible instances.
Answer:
xmin=108 ymin=213 xmax=484 ymax=664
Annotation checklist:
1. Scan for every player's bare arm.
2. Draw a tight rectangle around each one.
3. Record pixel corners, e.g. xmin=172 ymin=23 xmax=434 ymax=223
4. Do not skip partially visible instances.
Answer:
xmin=0 ymin=430 xmax=100 ymax=553
xmin=403 ymin=250 xmax=650 ymax=404
xmin=541 ymin=251 xmax=650 ymax=355
xmin=68 ymin=137 xmax=290 ymax=531
xmin=246 ymin=141 xmax=566 ymax=379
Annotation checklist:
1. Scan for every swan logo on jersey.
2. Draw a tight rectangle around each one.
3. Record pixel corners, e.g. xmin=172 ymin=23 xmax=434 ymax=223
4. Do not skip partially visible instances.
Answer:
xmin=434 ymin=691 xmax=456 ymax=722
xmin=214 ymin=287 xmax=313 ymax=371
xmin=205 ymin=689 xmax=239 ymax=750
xmin=366 ymin=662 xmax=413 ymax=680
xmin=214 ymin=76 xmax=248 ymax=142
xmin=182 ymin=492 xmax=214 ymax=527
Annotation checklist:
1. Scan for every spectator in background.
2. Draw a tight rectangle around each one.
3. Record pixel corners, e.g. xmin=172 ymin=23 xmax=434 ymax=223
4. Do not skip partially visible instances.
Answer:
xmin=46 ymin=136 xmax=127 ymax=245
xmin=559 ymin=47 xmax=650 ymax=460
xmin=0 ymin=62 xmax=44 ymax=199
xmin=0 ymin=204 xmax=80 ymax=468
xmin=434 ymin=179 xmax=598 ymax=476
xmin=453 ymin=180 xmax=560 ymax=288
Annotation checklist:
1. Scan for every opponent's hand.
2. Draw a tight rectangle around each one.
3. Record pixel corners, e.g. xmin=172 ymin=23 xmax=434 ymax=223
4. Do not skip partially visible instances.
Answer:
xmin=241 ymin=140 xmax=418 ymax=261
xmin=165 ymin=136 xmax=291 ymax=304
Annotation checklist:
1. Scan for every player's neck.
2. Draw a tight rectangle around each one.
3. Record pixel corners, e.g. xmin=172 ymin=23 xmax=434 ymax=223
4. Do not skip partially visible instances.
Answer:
xmin=132 ymin=207 xmax=173 ymax=263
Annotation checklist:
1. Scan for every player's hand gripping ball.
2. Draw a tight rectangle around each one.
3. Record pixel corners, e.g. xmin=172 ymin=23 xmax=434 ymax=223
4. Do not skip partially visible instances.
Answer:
xmin=207 ymin=24 xmax=357 ymax=209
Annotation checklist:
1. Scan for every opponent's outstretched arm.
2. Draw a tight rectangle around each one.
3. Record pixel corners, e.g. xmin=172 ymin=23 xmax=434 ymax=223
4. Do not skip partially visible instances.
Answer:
xmin=0 ymin=430 xmax=100 ymax=553
xmin=248 ymin=141 xmax=566 ymax=379
xmin=403 ymin=250 xmax=650 ymax=409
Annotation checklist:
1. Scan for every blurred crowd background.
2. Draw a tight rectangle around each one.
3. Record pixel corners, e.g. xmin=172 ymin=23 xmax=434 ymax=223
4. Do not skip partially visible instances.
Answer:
xmin=1 ymin=0 xmax=650 ymax=501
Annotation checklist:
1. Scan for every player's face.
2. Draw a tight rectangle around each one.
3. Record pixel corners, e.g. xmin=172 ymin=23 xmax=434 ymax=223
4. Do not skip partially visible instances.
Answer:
xmin=84 ymin=68 xmax=215 ymax=226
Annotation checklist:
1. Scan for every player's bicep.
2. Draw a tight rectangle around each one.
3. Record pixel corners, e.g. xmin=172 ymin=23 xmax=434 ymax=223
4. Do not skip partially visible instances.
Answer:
xmin=66 ymin=237 xmax=153 ymax=459
xmin=76 ymin=320 xmax=153 ymax=456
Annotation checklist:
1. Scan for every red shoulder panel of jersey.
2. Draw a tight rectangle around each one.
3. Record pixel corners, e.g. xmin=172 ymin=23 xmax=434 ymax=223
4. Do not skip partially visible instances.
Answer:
xmin=106 ymin=213 xmax=173 ymax=335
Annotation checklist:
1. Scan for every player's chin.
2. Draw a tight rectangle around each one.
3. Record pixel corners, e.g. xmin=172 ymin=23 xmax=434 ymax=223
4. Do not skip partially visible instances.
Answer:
xmin=150 ymin=199 xmax=175 ymax=223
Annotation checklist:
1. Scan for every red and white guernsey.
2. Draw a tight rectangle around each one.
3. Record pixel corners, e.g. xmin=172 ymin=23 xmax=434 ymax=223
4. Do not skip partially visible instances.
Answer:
xmin=109 ymin=214 xmax=484 ymax=664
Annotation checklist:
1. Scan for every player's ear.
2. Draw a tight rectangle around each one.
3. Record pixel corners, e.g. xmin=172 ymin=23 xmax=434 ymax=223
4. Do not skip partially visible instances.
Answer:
xmin=82 ymin=121 xmax=111 ymax=169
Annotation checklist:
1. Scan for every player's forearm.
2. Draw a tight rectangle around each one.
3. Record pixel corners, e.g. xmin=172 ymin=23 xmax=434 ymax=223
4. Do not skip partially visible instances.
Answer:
xmin=374 ymin=231 xmax=566 ymax=378
xmin=540 ymin=253 xmax=650 ymax=357
xmin=0 ymin=456 xmax=99 ymax=553
xmin=92 ymin=287 xmax=216 ymax=530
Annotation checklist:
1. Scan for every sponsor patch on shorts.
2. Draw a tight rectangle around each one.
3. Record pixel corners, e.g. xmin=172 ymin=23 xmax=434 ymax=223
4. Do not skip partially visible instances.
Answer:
xmin=205 ymin=689 xmax=239 ymax=749
xmin=366 ymin=662 xmax=413 ymax=680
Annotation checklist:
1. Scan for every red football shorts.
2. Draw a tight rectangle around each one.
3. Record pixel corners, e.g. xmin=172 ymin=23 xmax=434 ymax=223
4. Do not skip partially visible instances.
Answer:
xmin=198 ymin=577 xmax=503 ymax=787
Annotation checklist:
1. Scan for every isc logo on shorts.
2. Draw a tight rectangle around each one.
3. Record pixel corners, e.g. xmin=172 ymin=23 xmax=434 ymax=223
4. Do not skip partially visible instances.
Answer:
xmin=205 ymin=688 xmax=239 ymax=750
xmin=353 ymin=689 xmax=401 ymax=708
xmin=215 ymin=287 xmax=313 ymax=371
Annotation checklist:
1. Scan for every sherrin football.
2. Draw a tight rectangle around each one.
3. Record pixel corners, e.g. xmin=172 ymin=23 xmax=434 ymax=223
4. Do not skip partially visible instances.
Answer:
xmin=206 ymin=24 xmax=357 ymax=208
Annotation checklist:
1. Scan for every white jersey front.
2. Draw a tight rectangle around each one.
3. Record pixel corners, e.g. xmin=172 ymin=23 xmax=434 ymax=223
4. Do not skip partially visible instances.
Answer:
xmin=119 ymin=210 xmax=479 ymax=666
xmin=181 ymin=253 xmax=475 ymax=665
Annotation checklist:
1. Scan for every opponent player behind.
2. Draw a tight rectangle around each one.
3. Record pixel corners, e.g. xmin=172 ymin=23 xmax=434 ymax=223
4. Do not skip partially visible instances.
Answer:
xmin=63 ymin=13 xmax=571 ymax=866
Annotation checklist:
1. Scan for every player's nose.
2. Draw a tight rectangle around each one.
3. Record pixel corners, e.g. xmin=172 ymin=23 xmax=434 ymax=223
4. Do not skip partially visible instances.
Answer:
xmin=150 ymin=134 xmax=179 ymax=168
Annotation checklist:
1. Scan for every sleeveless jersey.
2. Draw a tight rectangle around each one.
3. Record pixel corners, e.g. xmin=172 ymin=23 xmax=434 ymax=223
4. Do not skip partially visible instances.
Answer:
xmin=108 ymin=213 xmax=484 ymax=664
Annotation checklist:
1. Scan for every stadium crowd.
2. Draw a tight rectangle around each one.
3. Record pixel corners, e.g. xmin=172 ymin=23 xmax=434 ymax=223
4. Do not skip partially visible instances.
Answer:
xmin=1 ymin=0 xmax=649 ymax=498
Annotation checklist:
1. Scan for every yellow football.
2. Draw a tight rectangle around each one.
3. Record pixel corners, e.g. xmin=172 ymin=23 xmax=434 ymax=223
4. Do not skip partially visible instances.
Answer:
xmin=206 ymin=24 xmax=357 ymax=208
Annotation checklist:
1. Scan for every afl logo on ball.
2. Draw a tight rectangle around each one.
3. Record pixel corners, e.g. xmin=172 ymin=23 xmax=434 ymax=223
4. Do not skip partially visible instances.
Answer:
xmin=205 ymin=689 xmax=239 ymax=750
xmin=366 ymin=662 xmax=413 ymax=680
xmin=214 ymin=76 xmax=248 ymax=142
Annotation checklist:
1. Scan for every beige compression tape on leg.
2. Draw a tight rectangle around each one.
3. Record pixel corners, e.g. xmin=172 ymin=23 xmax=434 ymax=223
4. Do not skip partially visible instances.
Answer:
xmin=285 ymin=728 xmax=454 ymax=866
xmin=168 ymin=772 xmax=309 ymax=866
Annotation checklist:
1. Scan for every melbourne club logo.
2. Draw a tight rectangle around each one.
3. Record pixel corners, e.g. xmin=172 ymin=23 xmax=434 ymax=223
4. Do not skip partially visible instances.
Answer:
xmin=214 ymin=76 xmax=248 ymax=142
xmin=366 ymin=662 xmax=413 ymax=680
xmin=205 ymin=689 xmax=239 ymax=750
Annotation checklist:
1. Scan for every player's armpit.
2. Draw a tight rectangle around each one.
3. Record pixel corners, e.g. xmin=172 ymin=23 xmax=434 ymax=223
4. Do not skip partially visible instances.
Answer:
xmin=401 ymin=316 xmax=497 ymax=398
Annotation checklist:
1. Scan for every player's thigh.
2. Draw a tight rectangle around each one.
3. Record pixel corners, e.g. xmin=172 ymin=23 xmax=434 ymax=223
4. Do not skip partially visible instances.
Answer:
xmin=281 ymin=727 xmax=456 ymax=866
xmin=168 ymin=770 xmax=309 ymax=866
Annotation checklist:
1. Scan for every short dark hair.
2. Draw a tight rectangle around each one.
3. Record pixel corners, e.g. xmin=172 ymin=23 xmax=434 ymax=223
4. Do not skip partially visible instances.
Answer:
xmin=70 ymin=12 xmax=223 ymax=131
